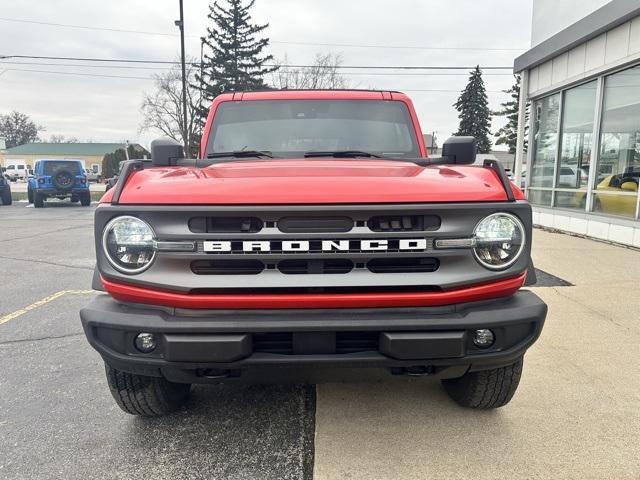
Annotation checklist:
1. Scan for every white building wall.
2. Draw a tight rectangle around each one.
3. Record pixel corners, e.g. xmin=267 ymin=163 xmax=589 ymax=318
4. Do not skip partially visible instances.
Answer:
xmin=528 ymin=17 xmax=640 ymax=98
xmin=532 ymin=0 xmax=613 ymax=46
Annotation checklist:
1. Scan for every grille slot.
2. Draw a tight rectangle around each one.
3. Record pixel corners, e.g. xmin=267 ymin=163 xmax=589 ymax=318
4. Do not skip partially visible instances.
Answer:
xmin=278 ymin=216 xmax=353 ymax=233
xmin=252 ymin=332 xmax=379 ymax=355
xmin=191 ymin=259 xmax=264 ymax=275
xmin=335 ymin=332 xmax=379 ymax=353
xmin=278 ymin=259 xmax=353 ymax=275
xmin=253 ymin=333 xmax=293 ymax=354
xmin=368 ymin=215 xmax=440 ymax=232
xmin=189 ymin=216 xmax=263 ymax=233
xmin=367 ymin=257 xmax=439 ymax=273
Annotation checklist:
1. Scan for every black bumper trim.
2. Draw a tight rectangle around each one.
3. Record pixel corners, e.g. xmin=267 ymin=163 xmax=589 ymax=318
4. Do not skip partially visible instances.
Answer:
xmin=80 ymin=291 xmax=547 ymax=379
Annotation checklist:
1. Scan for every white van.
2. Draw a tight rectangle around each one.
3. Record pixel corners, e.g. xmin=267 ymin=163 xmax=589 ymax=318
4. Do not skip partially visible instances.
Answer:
xmin=4 ymin=159 xmax=31 ymax=181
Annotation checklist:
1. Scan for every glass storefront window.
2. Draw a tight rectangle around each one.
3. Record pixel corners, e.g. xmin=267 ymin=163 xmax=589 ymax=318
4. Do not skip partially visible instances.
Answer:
xmin=527 ymin=189 xmax=552 ymax=206
xmin=557 ymin=81 xmax=597 ymax=190
xmin=595 ymin=65 xmax=640 ymax=218
xmin=555 ymin=191 xmax=587 ymax=210
xmin=530 ymin=94 xmax=561 ymax=188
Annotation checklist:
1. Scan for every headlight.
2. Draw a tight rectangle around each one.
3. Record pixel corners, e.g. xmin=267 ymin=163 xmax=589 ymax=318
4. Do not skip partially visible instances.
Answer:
xmin=473 ymin=213 xmax=525 ymax=270
xmin=102 ymin=216 xmax=156 ymax=273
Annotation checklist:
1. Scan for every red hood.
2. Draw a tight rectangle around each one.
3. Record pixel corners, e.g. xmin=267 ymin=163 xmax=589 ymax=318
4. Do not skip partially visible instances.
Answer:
xmin=101 ymin=159 xmax=522 ymax=204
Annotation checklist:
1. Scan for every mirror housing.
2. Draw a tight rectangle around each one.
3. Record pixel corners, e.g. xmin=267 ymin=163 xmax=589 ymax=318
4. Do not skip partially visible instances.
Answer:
xmin=151 ymin=137 xmax=185 ymax=166
xmin=441 ymin=136 xmax=477 ymax=165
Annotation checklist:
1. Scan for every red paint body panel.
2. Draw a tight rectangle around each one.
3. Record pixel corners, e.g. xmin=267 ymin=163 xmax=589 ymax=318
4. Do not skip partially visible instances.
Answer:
xmin=101 ymin=273 xmax=527 ymax=310
xmin=100 ymin=160 xmax=512 ymax=204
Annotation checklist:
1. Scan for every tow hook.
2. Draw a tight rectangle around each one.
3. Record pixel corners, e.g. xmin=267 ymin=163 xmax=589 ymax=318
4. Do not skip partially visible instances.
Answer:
xmin=391 ymin=366 xmax=434 ymax=376
xmin=196 ymin=368 xmax=240 ymax=379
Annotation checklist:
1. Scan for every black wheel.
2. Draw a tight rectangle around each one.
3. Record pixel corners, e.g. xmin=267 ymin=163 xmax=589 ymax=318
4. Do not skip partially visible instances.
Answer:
xmin=441 ymin=357 xmax=523 ymax=409
xmin=34 ymin=192 xmax=44 ymax=208
xmin=1 ymin=188 xmax=11 ymax=205
xmin=27 ymin=188 xmax=33 ymax=204
xmin=80 ymin=191 xmax=91 ymax=206
xmin=105 ymin=364 xmax=191 ymax=417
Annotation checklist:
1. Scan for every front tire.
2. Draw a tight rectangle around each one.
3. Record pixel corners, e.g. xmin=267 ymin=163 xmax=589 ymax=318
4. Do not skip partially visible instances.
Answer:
xmin=27 ymin=188 xmax=33 ymax=204
xmin=105 ymin=364 xmax=191 ymax=417
xmin=441 ymin=357 xmax=523 ymax=409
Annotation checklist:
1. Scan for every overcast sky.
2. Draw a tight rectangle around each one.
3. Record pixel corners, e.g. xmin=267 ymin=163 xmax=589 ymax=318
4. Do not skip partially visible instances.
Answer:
xmin=0 ymin=0 xmax=533 ymax=150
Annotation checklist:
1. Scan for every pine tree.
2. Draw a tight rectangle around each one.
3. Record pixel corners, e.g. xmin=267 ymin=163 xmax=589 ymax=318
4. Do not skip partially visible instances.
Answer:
xmin=494 ymin=75 xmax=528 ymax=154
xmin=195 ymin=0 xmax=278 ymax=128
xmin=453 ymin=66 xmax=492 ymax=153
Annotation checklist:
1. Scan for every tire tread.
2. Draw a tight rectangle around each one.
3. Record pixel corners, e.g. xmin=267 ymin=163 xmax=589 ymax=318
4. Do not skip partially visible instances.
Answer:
xmin=105 ymin=364 xmax=190 ymax=417
xmin=442 ymin=357 xmax=523 ymax=409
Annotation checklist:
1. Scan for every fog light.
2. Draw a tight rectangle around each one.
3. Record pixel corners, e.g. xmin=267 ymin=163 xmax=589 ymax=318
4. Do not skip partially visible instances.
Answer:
xmin=473 ymin=329 xmax=495 ymax=348
xmin=135 ymin=332 xmax=157 ymax=353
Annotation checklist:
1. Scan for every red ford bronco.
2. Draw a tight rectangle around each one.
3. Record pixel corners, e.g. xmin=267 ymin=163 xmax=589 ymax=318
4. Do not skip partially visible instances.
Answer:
xmin=80 ymin=90 xmax=547 ymax=416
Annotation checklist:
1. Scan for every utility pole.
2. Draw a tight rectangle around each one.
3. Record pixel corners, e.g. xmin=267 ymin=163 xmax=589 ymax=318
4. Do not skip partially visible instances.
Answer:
xmin=175 ymin=0 xmax=189 ymax=157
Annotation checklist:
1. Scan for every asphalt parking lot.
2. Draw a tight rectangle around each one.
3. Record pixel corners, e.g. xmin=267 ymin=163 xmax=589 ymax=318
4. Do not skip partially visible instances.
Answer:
xmin=1 ymin=202 xmax=639 ymax=479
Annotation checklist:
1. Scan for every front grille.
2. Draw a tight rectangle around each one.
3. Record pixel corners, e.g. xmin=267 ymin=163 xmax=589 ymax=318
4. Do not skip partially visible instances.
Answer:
xmin=368 ymin=215 xmax=440 ymax=232
xmin=191 ymin=259 xmax=264 ymax=275
xmin=367 ymin=257 xmax=439 ymax=273
xmin=252 ymin=332 xmax=379 ymax=355
xmin=278 ymin=259 xmax=353 ymax=274
xmin=189 ymin=216 xmax=263 ymax=233
xmin=278 ymin=216 xmax=353 ymax=233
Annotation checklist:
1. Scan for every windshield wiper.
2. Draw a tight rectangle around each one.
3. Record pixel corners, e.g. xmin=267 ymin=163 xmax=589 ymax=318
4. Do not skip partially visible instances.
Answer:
xmin=206 ymin=150 xmax=274 ymax=159
xmin=303 ymin=150 xmax=381 ymax=158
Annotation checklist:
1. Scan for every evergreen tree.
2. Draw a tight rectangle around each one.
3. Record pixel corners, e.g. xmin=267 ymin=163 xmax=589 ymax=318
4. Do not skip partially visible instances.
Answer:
xmin=494 ymin=75 xmax=528 ymax=153
xmin=453 ymin=66 xmax=492 ymax=153
xmin=195 ymin=0 xmax=278 ymax=127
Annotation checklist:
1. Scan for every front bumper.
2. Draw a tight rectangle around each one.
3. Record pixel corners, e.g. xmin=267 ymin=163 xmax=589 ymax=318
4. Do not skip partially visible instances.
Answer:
xmin=80 ymin=291 xmax=547 ymax=382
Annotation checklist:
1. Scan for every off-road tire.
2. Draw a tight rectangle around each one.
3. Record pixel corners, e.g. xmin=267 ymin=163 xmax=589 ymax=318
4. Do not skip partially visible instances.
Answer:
xmin=80 ymin=192 xmax=91 ymax=206
xmin=1 ymin=188 xmax=11 ymax=205
xmin=34 ymin=192 xmax=44 ymax=208
xmin=442 ymin=357 xmax=523 ymax=409
xmin=105 ymin=364 xmax=191 ymax=417
xmin=27 ymin=188 xmax=33 ymax=204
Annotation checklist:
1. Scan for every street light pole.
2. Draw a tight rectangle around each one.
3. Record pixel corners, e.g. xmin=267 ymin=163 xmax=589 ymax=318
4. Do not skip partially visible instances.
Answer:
xmin=175 ymin=0 xmax=190 ymax=157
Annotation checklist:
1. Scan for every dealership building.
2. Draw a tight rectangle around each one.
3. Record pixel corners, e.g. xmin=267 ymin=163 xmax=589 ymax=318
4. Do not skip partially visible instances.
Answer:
xmin=514 ymin=0 xmax=640 ymax=247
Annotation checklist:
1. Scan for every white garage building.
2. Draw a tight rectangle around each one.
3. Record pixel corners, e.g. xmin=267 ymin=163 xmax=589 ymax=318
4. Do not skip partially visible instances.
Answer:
xmin=514 ymin=0 xmax=640 ymax=247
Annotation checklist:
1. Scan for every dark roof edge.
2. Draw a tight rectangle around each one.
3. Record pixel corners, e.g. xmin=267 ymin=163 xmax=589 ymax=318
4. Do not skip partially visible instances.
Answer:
xmin=514 ymin=0 xmax=640 ymax=72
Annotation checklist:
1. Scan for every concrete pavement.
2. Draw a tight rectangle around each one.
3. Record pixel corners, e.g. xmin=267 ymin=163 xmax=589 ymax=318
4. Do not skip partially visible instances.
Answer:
xmin=313 ymin=230 xmax=640 ymax=480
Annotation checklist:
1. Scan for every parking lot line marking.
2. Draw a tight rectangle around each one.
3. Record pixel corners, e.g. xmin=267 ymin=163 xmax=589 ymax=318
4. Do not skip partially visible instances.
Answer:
xmin=0 ymin=290 xmax=94 ymax=325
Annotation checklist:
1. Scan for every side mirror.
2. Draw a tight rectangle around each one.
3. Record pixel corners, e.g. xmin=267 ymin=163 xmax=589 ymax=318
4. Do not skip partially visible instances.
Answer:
xmin=151 ymin=137 xmax=185 ymax=166
xmin=441 ymin=136 xmax=477 ymax=165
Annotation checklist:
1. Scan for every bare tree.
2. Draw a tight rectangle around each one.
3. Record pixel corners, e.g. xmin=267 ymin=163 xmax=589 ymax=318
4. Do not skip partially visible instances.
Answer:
xmin=49 ymin=134 xmax=78 ymax=143
xmin=140 ymin=61 xmax=199 ymax=156
xmin=271 ymin=53 xmax=350 ymax=90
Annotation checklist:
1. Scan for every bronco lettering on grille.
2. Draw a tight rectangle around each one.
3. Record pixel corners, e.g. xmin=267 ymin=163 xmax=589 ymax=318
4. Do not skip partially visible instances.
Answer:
xmin=202 ymin=238 xmax=429 ymax=254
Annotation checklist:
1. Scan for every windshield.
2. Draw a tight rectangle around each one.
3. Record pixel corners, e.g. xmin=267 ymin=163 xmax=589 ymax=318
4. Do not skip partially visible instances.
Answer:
xmin=43 ymin=161 xmax=82 ymax=176
xmin=205 ymin=100 xmax=420 ymax=158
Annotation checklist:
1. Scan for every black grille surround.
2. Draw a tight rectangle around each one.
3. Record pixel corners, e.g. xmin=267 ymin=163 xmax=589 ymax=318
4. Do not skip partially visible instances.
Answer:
xmin=94 ymin=202 xmax=533 ymax=294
